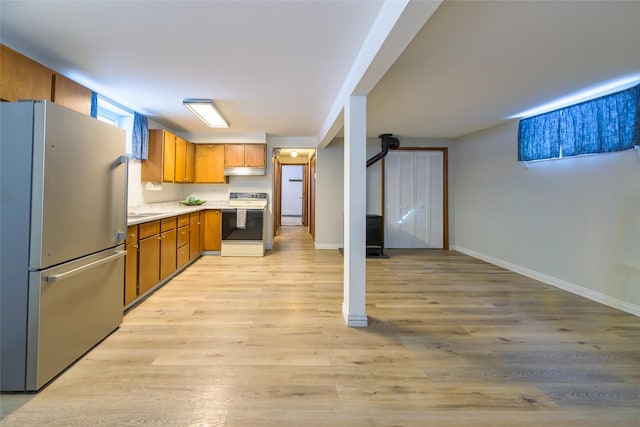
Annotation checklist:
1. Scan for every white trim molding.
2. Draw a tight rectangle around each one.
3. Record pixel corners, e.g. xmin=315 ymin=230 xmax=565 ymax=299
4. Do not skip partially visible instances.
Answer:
xmin=342 ymin=303 xmax=368 ymax=328
xmin=455 ymin=246 xmax=640 ymax=317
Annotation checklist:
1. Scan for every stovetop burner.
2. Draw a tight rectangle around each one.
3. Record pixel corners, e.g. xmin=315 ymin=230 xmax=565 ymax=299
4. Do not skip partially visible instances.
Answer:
xmin=227 ymin=192 xmax=268 ymax=208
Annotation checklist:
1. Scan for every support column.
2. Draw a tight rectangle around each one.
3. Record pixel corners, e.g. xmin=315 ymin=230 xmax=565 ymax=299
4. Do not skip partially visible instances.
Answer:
xmin=343 ymin=95 xmax=367 ymax=327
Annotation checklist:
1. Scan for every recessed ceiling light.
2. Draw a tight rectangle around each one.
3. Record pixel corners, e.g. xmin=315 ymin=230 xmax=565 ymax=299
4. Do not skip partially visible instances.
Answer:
xmin=183 ymin=99 xmax=228 ymax=128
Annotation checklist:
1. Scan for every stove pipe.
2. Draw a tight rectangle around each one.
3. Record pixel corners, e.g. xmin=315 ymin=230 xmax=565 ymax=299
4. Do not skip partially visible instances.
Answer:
xmin=367 ymin=133 xmax=400 ymax=167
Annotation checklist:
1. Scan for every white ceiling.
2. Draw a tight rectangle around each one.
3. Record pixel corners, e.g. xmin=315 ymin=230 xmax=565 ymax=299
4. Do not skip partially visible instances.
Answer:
xmin=1 ymin=1 xmax=639 ymax=142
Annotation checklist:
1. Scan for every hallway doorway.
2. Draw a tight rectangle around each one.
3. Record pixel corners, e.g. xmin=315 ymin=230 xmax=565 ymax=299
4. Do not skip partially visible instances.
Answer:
xmin=281 ymin=165 xmax=304 ymax=226
xmin=272 ymin=148 xmax=316 ymax=238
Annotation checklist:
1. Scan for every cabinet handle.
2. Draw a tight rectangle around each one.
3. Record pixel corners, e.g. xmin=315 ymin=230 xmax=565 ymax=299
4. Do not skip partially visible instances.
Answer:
xmin=45 ymin=251 xmax=126 ymax=282
xmin=116 ymin=155 xmax=129 ymax=241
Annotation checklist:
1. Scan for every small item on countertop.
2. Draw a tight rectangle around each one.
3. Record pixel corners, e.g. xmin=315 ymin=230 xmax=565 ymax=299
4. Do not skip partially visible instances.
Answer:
xmin=179 ymin=197 xmax=206 ymax=206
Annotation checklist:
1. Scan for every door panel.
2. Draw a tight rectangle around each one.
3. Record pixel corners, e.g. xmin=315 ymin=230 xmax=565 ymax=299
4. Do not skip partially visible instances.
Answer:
xmin=385 ymin=150 xmax=444 ymax=249
xmin=26 ymin=247 xmax=124 ymax=390
xmin=30 ymin=102 xmax=126 ymax=269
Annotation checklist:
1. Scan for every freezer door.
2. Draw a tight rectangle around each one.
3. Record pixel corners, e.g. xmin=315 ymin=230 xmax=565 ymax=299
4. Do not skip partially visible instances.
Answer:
xmin=26 ymin=246 xmax=125 ymax=391
xmin=30 ymin=101 xmax=127 ymax=270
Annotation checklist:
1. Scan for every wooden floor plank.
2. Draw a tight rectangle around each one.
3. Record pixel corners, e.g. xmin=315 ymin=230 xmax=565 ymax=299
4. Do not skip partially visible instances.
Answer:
xmin=1 ymin=225 xmax=639 ymax=426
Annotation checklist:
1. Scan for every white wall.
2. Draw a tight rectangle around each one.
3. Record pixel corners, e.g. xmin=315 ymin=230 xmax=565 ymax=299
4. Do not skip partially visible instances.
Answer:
xmin=314 ymin=136 xmax=456 ymax=248
xmin=127 ymin=160 xmax=186 ymax=207
xmin=127 ymin=119 xmax=187 ymax=207
xmin=315 ymin=138 xmax=345 ymax=249
xmin=453 ymin=120 xmax=640 ymax=314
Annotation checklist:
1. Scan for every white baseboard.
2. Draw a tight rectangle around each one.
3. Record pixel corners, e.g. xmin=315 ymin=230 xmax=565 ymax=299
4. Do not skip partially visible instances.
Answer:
xmin=315 ymin=243 xmax=342 ymax=250
xmin=455 ymin=246 xmax=640 ymax=317
xmin=342 ymin=303 xmax=368 ymax=328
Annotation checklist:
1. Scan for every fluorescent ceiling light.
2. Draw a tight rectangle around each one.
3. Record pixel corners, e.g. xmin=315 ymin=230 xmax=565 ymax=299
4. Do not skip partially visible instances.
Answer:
xmin=510 ymin=75 xmax=640 ymax=119
xmin=183 ymin=99 xmax=228 ymax=128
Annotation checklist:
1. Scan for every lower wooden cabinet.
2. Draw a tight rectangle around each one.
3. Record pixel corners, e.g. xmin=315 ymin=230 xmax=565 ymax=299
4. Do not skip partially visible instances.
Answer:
xmin=125 ymin=211 xmax=208 ymax=308
xmin=203 ymin=210 xmax=221 ymax=251
xmin=177 ymin=214 xmax=190 ymax=269
xmin=138 ymin=233 xmax=160 ymax=295
xmin=189 ymin=212 xmax=201 ymax=259
xmin=160 ymin=217 xmax=177 ymax=280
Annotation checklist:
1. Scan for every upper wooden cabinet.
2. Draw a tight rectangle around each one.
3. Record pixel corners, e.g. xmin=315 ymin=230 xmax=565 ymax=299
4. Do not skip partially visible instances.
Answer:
xmin=224 ymin=144 xmax=266 ymax=168
xmin=142 ymin=129 xmax=177 ymax=183
xmin=224 ymin=144 xmax=245 ymax=167
xmin=195 ymin=144 xmax=226 ymax=183
xmin=185 ymin=142 xmax=195 ymax=183
xmin=174 ymin=137 xmax=195 ymax=183
xmin=0 ymin=44 xmax=52 ymax=103
xmin=245 ymin=144 xmax=267 ymax=167
xmin=51 ymin=74 xmax=92 ymax=115
xmin=175 ymin=136 xmax=187 ymax=183
xmin=1 ymin=45 xmax=92 ymax=116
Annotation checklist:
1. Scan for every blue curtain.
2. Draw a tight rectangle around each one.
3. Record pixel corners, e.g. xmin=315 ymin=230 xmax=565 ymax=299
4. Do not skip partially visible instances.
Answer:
xmin=131 ymin=113 xmax=149 ymax=160
xmin=90 ymin=91 xmax=98 ymax=118
xmin=518 ymin=83 xmax=639 ymax=161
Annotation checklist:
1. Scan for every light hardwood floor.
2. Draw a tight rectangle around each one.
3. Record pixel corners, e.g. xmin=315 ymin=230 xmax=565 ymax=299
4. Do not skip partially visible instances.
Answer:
xmin=2 ymin=226 xmax=639 ymax=426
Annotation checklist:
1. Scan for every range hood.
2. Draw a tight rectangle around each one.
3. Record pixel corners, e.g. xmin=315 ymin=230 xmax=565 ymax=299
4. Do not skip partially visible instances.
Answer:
xmin=224 ymin=167 xmax=266 ymax=176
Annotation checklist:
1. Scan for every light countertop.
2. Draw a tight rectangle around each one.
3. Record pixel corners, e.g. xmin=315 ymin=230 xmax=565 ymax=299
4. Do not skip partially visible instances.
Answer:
xmin=127 ymin=200 xmax=229 ymax=226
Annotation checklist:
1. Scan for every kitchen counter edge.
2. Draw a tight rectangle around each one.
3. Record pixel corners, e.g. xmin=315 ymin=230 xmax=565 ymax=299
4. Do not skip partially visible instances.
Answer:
xmin=127 ymin=203 xmax=227 ymax=226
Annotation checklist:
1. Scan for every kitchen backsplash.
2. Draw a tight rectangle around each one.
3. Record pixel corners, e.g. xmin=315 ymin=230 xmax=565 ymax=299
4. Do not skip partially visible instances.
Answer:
xmin=127 ymin=160 xmax=187 ymax=206
xmin=127 ymin=160 xmax=272 ymax=207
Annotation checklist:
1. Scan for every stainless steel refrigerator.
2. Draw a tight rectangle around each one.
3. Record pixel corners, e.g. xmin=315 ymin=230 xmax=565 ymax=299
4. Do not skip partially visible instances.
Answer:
xmin=0 ymin=100 xmax=128 ymax=391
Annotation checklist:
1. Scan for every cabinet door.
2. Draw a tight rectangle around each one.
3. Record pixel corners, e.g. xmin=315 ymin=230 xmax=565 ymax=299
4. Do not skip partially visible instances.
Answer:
xmin=138 ymin=235 xmax=160 ymax=295
xmin=245 ymin=144 xmax=266 ymax=167
xmin=175 ymin=136 xmax=187 ymax=183
xmin=162 ymin=131 xmax=176 ymax=182
xmin=142 ymin=131 xmax=164 ymax=182
xmin=0 ymin=45 xmax=52 ymax=102
xmin=52 ymin=74 xmax=92 ymax=115
xmin=189 ymin=212 xmax=201 ymax=259
xmin=203 ymin=210 xmax=221 ymax=251
xmin=185 ymin=142 xmax=195 ymax=183
xmin=195 ymin=144 xmax=225 ymax=183
xmin=224 ymin=144 xmax=245 ymax=167
xmin=124 ymin=242 xmax=138 ymax=305
xmin=160 ymin=228 xmax=177 ymax=280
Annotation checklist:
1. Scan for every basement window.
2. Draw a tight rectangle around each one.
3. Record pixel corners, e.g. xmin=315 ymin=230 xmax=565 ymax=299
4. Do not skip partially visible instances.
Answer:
xmin=96 ymin=96 xmax=134 ymax=155
xmin=518 ymin=82 xmax=639 ymax=162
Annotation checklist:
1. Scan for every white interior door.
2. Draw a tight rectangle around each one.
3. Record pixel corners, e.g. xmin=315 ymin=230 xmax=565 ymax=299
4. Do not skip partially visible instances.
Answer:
xmin=384 ymin=150 xmax=444 ymax=248
xmin=281 ymin=165 xmax=303 ymax=216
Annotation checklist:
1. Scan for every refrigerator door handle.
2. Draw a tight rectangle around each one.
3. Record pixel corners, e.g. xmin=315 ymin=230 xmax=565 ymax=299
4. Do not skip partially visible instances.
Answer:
xmin=45 ymin=251 xmax=126 ymax=283
xmin=116 ymin=155 xmax=129 ymax=241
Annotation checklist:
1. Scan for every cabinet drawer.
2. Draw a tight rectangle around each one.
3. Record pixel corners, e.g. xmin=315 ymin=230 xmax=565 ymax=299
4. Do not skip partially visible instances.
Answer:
xmin=177 ymin=245 xmax=189 ymax=269
xmin=177 ymin=226 xmax=190 ymax=247
xmin=126 ymin=225 xmax=138 ymax=245
xmin=161 ymin=216 xmax=176 ymax=232
xmin=177 ymin=214 xmax=190 ymax=228
xmin=139 ymin=220 xmax=160 ymax=239
xmin=189 ymin=212 xmax=200 ymax=225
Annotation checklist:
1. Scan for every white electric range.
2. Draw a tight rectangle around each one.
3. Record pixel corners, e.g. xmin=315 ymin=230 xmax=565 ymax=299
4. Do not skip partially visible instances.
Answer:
xmin=221 ymin=192 xmax=268 ymax=256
